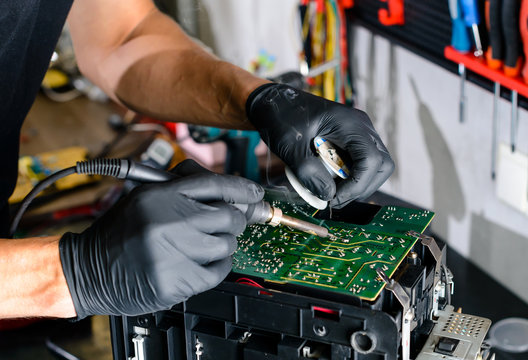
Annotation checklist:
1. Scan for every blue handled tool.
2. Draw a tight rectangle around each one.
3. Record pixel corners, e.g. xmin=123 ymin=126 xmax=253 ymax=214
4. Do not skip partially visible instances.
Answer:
xmin=448 ymin=0 xmax=472 ymax=53
xmin=461 ymin=0 xmax=484 ymax=56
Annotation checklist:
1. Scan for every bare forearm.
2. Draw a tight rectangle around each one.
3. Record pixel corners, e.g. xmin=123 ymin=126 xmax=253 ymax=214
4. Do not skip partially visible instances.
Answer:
xmin=0 ymin=236 xmax=76 ymax=319
xmin=114 ymin=44 xmax=268 ymax=129
xmin=68 ymin=5 xmax=269 ymax=129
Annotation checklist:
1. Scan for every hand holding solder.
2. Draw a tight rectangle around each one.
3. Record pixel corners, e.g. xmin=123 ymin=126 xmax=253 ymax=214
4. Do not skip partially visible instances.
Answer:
xmin=59 ymin=171 xmax=264 ymax=319
xmin=246 ymin=83 xmax=394 ymax=209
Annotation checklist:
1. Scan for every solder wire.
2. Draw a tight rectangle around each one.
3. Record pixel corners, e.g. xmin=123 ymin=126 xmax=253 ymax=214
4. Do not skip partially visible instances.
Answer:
xmin=262 ymin=135 xmax=320 ymax=221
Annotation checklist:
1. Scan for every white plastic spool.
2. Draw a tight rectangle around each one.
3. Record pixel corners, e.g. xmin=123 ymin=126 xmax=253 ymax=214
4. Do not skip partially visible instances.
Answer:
xmin=285 ymin=137 xmax=350 ymax=210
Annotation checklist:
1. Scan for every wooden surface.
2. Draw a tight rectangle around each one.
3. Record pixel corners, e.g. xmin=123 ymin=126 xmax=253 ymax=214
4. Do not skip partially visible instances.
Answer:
xmin=21 ymin=94 xmax=118 ymax=156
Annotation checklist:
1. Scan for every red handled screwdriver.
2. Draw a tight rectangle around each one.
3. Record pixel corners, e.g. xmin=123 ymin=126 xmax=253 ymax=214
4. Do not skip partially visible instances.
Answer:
xmin=520 ymin=0 xmax=528 ymax=83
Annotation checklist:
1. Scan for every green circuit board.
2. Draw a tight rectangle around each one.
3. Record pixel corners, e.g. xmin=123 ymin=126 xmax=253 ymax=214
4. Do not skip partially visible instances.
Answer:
xmin=233 ymin=199 xmax=434 ymax=301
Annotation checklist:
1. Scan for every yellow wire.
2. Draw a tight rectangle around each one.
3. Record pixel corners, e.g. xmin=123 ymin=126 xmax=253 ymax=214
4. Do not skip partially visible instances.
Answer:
xmin=312 ymin=8 xmax=325 ymax=97
xmin=323 ymin=0 xmax=336 ymax=101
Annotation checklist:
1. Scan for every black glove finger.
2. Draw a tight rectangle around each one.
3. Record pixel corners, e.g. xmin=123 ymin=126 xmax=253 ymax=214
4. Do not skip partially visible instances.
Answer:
xmin=188 ymin=201 xmax=247 ymax=236
xmin=198 ymin=256 xmax=233 ymax=290
xmin=161 ymin=256 xmax=232 ymax=305
xmin=357 ymin=151 xmax=394 ymax=201
xmin=169 ymin=173 xmax=264 ymax=205
xmin=170 ymin=256 xmax=232 ymax=297
xmin=330 ymin=142 xmax=384 ymax=208
xmin=169 ymin=159 xmax=212 ymax=177
xmin=291 ymin=157 xmax=336 ymax=201
xmin=157 ymin=228 xmax=237 ymax=264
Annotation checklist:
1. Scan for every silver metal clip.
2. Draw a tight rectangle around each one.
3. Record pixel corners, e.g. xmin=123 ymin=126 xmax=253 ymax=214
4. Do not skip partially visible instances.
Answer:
xmin=377 ymin=268 xmax=413 ymax=360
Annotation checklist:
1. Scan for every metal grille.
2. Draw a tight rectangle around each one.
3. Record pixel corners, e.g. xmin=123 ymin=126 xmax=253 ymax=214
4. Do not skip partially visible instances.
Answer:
xmin=442 ymin=312 xmax=487 ymax=338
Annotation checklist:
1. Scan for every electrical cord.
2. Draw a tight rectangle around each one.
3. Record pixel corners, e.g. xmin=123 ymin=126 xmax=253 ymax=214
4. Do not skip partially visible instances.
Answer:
xmin=441 ymin=264 xmax=452 ymax=305
xmin=45 ymin=337 xmax=81 ymax=360
xmin=10 ymin=167 xmax=76 ymax=237
xmin=9 ymin=159 xmax=174 ymax=238
xmin=91 ymin=114 xmax=140 ymax=159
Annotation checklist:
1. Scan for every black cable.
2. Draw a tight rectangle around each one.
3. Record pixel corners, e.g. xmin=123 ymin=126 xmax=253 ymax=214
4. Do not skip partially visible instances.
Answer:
xmin=45 ymin=337 xmax=81 ymax=360
xmin=10 ymin=167 xmax=76 ymax=238
xmin=441 ymin=264 xmax=452 ymax=305
xmin=9 ymin=159 xmax=174 ymax=237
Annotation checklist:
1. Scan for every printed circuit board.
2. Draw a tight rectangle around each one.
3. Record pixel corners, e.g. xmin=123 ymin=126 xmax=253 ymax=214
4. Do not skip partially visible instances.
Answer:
xmin=233 ymin=199 xmax=434 ymax=301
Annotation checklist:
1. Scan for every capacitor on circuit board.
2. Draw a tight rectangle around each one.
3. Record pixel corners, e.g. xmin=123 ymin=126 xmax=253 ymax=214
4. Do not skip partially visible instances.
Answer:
xmin=286 ymin=136 xmax=350 ymax=210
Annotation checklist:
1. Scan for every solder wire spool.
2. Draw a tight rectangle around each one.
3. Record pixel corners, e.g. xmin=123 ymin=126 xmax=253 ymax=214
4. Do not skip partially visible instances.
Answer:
xmin=285 ymin=136 xmax=350 ymax=210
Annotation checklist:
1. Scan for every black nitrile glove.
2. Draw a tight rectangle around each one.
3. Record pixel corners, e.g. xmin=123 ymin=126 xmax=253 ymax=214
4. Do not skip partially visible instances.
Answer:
xmin=246 ymin=83 xmax=394 ymax=208
xmin=59 ymin=168 xmax=264 ymax=319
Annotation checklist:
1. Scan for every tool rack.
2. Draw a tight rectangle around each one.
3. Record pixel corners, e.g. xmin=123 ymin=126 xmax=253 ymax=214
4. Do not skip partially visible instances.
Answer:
xmin=348 ymin=0 xmax=528 ymax=111
xmin=444 ymin=47 xmax=528 ymax=100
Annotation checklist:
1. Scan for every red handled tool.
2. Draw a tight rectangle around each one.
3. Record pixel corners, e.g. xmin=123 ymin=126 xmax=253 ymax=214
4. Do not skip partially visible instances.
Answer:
xmin=378 ymin=0 xmax=404 ymax=26
xmin=520 ymin=0 xmax=528 ymax=83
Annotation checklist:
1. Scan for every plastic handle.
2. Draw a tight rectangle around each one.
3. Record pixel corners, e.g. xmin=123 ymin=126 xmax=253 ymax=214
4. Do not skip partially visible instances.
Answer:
xmin=378 ymin=0 xmax=405 ymax=26
xmin=502 ymin=0 xmax=522 ymax=76
xmin=232 ymin=201 xmax=271 ymax=225
xmin=521 ymin=0 xmax=528 ymax=83
xmin=449 ymin=0 xmax=472 ymax=52
xmin=316 ymin=0 xmax=324 ymax=13
xmin=340 ymin=0 xmax=355 ymax=8
xmin=486 ymin=0 xmax=505 ymax=69
xmin=461 ymin=0 xmax=481 ymax=25
xmin=452 ymin=17 xmax=473 ymax=52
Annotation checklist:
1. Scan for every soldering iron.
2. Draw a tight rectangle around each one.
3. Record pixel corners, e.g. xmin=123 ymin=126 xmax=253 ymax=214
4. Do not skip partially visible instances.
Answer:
xmin=10 ymin=158 xmax=331 ymax=239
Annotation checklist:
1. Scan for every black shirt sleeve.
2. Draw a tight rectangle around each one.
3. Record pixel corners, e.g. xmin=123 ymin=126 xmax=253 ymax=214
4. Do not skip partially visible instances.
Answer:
xmin=0 ymin=0 xmax=73 ymax=237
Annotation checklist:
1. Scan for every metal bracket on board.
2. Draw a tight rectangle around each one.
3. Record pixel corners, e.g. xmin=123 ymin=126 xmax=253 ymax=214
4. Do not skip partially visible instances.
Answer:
xmin=376 ymin=268 xmax=413 ymax=360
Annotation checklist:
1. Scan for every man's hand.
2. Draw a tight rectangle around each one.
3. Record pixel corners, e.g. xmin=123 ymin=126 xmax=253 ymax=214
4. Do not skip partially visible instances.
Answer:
xmin=59 ymin=170 xmax=264 ymax=319
xmin=246 ymin=84 xmax=394 ymax=208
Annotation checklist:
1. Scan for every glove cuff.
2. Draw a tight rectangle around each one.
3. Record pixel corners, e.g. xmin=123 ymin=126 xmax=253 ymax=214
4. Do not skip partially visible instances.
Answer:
xmin=245 ymin=82 xmax=278 ymax=120
xmin=59 ymin=232 xmax=89 ymax=321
